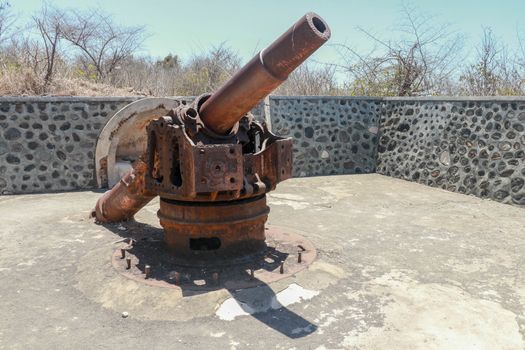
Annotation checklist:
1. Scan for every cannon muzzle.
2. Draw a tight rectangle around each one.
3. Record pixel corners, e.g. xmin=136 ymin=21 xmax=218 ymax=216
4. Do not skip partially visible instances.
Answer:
xmin=199 ymin=12 xmax=331 ymax=134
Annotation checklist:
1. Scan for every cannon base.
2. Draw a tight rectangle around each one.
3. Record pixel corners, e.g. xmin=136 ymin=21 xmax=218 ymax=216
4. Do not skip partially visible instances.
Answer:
xmin=112 ymin=225 xmax=317 ymax=291
xmin=158 ymin=195 xmax=270 ymax=258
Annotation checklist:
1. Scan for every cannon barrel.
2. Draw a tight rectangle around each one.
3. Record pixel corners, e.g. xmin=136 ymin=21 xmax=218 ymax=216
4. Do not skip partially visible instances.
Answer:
xmin=199 ymin=12 xmax=331 ymax=134
xmin=92 ymin=12 xmax=330 ymax=224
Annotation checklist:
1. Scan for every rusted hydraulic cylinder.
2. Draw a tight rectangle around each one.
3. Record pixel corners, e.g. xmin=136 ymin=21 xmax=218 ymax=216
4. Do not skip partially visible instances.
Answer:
xmin=92 ymin=159 xmax=155 ymax=223
xmin=199 ymin=12 xmax=331 ymax=134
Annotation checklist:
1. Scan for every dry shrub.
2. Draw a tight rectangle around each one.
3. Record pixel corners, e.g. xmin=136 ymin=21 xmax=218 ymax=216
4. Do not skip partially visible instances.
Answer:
xmin=0 ymin=64 xmax=143 ymax=96
xmin=45 ymin=77 xmax=144 ymax=96
xmin=0 ymin=65 xmax=45 ymax=95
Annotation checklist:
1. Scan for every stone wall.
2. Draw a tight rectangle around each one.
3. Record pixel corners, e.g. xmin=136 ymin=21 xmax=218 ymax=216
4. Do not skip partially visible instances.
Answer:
xmin=376 ymin=97 xmax=525 ymax=207
xmin=0 ymin=97 xmax=138 ymax=194
xmin=268 ymin=96 xmax=380 ymax=177
xmin=0 ymin=96 xmax=523 ymax=208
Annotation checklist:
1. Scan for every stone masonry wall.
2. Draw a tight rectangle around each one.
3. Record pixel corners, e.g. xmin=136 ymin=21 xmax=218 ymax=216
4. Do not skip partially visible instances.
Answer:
xmin=0 ymin=97 xmax=138 ymax=194
xmin=269 ymin=97 xmax=380 ymax=177
xmin=376 ymin=98 xmax=525 ymax=207
xmin=0 ymin=96 xmax=524 ymax=209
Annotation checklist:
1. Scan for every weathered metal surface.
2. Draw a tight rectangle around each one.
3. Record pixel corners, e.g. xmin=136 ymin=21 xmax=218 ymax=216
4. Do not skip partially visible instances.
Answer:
xmin=158 ymin=195 xmax=269 ymax=256
xmin=144 ymin=111 xmax=293 ymax=202
xmin=93 ymin=12 xmax=330 ymax=265
xmin=141 ymin=101 xmax=295 ymax=255
xmin=111 ymin=225 xmax=317 ymax=290
xmin=199 ymin=12 xmax=331 ymax=134
xmin=95 ymin=98 xmax=181 ymax=188
xmin=92 ymin=159 xmax=155 ymax=223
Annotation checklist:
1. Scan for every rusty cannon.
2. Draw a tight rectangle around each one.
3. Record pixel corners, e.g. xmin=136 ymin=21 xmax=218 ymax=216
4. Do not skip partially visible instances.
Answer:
xmin=92 ymin=12 xmax=331 ymax=259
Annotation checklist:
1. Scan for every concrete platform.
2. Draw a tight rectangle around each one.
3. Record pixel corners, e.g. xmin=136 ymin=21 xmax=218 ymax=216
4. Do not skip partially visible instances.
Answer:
xmin=0 ymin=174 xmax=524 ymax=349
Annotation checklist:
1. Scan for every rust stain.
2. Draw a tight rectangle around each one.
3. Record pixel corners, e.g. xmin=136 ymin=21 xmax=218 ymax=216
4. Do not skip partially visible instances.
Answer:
xmin=93 ymin=12 xmax=330 ymax=260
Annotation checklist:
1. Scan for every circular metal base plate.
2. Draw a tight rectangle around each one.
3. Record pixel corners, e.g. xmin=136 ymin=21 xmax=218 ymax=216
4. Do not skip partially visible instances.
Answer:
xmin=111 ymin=225 xmax=316 ymax=291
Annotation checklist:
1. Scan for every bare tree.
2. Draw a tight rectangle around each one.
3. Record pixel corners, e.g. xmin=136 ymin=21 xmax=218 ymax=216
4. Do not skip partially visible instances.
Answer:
xmin=460 ymin=27 xmax=522 ymax=95
xmin=335 ymin=2 xmax=463 ymax=96
xmin=275 ymin=63 xmax=341 ymax=95
xmin=107 ymin=55 xmax=179 ymax=96
xmin=32 ymin=5 xmax=64 ymax=85
xmin=7 ymin=1 xmax=525 ymax=97
xmin=61 ymin=9 xmax=146 ymax=81
xmin=460 ymin=27 xmax=500 ymax=95
xmin=516 ymin=29 xmax=525 ymax=88
xmin=176 ymin=43 xmax=241 ymax=95
xmin=0 ymin=1 xmax=15 ymax=45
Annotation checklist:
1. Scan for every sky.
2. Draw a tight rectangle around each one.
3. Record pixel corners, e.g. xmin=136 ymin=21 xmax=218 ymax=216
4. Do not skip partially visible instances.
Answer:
xmin=11 ymin=0 xmax=525 ymax=69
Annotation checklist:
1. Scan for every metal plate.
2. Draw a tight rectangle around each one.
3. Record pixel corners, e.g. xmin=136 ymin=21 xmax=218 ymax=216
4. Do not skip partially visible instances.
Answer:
xmin=111 ymin=225 xmax=316 ymax=291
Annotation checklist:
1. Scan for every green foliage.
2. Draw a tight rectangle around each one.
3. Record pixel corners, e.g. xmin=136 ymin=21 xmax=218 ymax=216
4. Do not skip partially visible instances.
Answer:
xmin=73 ymin=64 xmax=98 ymax=81
xmin=156 ymin=53 xmax=180 ymax=69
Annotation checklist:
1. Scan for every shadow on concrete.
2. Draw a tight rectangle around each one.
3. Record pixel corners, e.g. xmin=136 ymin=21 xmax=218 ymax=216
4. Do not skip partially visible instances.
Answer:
xmin=223 ymin=270 xmax=317 ymax=338
xmin=102 ymin=219 xmax=317 ymax=339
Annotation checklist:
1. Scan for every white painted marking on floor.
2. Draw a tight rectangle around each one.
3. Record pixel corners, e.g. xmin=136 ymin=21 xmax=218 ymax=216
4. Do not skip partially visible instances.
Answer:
xmin=216 ymin=283 xmax=319 ymax=321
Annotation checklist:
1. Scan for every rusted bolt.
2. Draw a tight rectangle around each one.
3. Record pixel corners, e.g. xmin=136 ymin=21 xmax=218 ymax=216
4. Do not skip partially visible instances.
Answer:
xmin=120 ymin=248 xmax=126 ymax=259
xmin=279 ymin=263 xmax=284 ymax=274
xmin=174 ymin=272 xmax=181 ymax=285
xmin=126 ymin=257 xmax=131 ymax=269
xmin=297 ymin=251 xmax=302 ymax=263
xmin=145 ymin=265 xmax=151 ymax=279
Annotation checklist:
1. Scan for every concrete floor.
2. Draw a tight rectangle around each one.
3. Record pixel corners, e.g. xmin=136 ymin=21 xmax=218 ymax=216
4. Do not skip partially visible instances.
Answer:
xmin=0 ymin=174 xmax=524 ymax=349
